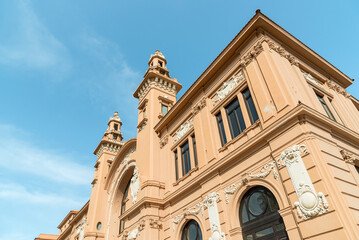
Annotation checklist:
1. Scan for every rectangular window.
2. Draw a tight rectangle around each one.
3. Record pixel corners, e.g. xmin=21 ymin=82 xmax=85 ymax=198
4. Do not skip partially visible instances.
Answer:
xmin=181 ymin=141 xmax=191 ymax=175
xmin=114 ymin=124 xmax=118 ymax=131
xmin=161 ymin=104 xmax=168 ymax=115
xmin=174 ymin=150 xmax=179 ymax=180
xmin=242 ymin=88 xmax=259 ymax=124
xmin=192 ymin=135 xmax=198 ymax=167
xmin=225 ymin=98 xmax=246 ymax=139
xmin=216 ymin=112 xmax=227 ymax=146
xmin=316 ymin=93 xmax=336 ymax=121
xmin=113 ymin=134 xmax=118 ymax=140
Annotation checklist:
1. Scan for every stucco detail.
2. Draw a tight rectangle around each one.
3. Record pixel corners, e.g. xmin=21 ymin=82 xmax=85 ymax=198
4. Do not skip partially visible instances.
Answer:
xmin=159 ymin=135 xmax=168 ymax=149
xmin=173 ymin=119 xmax=193 ymax=143
xmin=340 ymin=149 xmax=358 ymax=165
xmin=223 ymin=178 xmax=248 ymax=204
xmin=264 ymin=38 xmax=299 ymax=66
xmin=212 ymin=73 xmax=244 ymax=106
xmin=303 ymin=73 xmax=324 ymax=89
xmin=127 ymin=228 xmax=139 ymax=240
xmin=192 ymin=96 xmax=207 ymax=116
xmin=249 ymin=161 xmax=278 ymax=181
xmin=138 ymin=77 xmax=177 ymax=99
xmin=327 ymin=79 xmax=350 ymax=98
xmin=205 ymin=192 xmax=226 ymax=240
xmin=278 ymin=145 xmax=329 ymax=220
xmin=130 ymin=167 xmax=140 ymax=203
xmin=75 ymin=217 xmax=86 ymax=240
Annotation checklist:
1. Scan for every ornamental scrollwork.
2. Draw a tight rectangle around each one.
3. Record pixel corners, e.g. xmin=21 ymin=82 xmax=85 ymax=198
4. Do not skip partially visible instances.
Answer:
xmin=249 ymin=161 xmax=279 ymax=181
xmin=212 ymin=73 xmax=244 ymax=106
xmin=264 ymin=38 xmax=299 ymax=66
xmin=223 ymin=178 xmax=248 ymax=204
xmin=340 ymin=149 xmax=358 ymax=165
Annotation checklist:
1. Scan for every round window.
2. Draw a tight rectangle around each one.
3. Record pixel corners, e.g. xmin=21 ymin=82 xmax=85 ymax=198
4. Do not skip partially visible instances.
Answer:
xmin=248 ymin=191 xmax=267 ymax=216
xmin=96 ymin=222 xmax=102 ymax=230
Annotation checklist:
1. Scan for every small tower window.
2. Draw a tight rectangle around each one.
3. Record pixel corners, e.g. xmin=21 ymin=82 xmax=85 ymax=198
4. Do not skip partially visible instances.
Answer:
xmin=113 ymin=134 xmax=118 ymax=140
xmin=161 ymin=104 xmax=168 ymax=115
xmin=159 ymin=61 xmax=163 ymax=67
xmin=114 ymin=124 xmax=118 ymax=131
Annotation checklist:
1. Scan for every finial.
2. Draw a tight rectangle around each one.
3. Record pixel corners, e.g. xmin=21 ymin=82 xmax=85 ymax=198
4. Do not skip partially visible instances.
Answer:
xmin=256 ymin=9 xmax=261 ymax=14
xmin=114 ymin=111 xmax=119 ymax=117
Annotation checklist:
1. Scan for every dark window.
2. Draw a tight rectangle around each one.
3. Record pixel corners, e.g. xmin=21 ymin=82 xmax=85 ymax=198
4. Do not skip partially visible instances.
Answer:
xmin=192 ymin=135 xmax=198 ymax=167
xmin=242 ymin=88 xmax=259 ymax=124
xmin=181 ymin=220 xmax=203 ymax=240
xmin=161 ymin=104 xmax=168 ymax=115
xmin=174 ymin=150 xmax=179 ymax=180
xmin=159 ymin=61 xmax=163 ymax=67
xmin=240 ymin=186 xmax=288 ymax=240
xmin=225 ymin=98 xmax=246 ymax=138
xmin=181 ymin=141 xmax=191 ymax=175
xmin=316 ymin=93 xmax=336 ymax=121
xmin=114 ymin=124 xmax=118 ymax=131
xmin=113 ymin=134 xmax=118 ymax=140
xmin=216 ymin=112 xmax=227 ymax=146
xmin=119 ymin=181 xmax=131 ymax=233
xmin=143 ymin=108 xmax=146 ymax=118
xmin=355 ymin=165 xmax=359 ymax=175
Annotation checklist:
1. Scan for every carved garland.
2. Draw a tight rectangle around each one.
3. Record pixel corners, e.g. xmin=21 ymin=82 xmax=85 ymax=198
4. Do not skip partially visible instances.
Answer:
xmin=249 ymin=161 xmax=279 ymax=181
xmin=212 ymin=72 xmax=245 ymax=106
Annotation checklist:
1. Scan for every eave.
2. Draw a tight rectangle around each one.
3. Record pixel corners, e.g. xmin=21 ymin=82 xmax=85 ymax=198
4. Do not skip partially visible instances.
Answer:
xmin=154 ymin=10 xmax=354 ymax=134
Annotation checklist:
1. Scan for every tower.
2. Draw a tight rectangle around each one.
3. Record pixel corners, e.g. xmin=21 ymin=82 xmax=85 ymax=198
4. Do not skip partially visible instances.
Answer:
xmin=85 ymin=112 xmax=124 ymax=239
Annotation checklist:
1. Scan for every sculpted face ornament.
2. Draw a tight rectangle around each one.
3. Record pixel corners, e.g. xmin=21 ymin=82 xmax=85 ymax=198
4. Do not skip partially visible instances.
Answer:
xmin=278 ymin=145 xmax=329 ymax=220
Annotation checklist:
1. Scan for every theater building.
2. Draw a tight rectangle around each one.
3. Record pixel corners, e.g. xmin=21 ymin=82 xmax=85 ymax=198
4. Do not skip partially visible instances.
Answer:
xmin=38 ymin=10 xmax=359 ymax=240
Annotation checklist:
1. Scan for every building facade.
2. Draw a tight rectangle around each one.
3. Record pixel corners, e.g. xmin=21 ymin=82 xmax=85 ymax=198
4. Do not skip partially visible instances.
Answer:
xmin=40 ymin=10 xmax=359 ymax=240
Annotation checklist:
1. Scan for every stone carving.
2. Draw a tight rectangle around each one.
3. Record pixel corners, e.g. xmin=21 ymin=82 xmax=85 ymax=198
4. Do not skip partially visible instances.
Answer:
xmin=159 ymin=135 xmax=168 ymax=149
xmin=138 ymin=220 xmax=145 ymax=231
xmin=327 ymin=79 xmax=350 ymax=98
xmin=75 ymin=217 xmax=86 ymax=240
xmin=137 ymin=120 xmax=147 ymax=132
xmin=127 ymin=228 xmax=139 ymax=240
xmin=223 ymin=178 xmax=248 ymax=204
xmin=172 ymin=214 xmax=185 ymax=232
xmin=192 ymin=97 xmax=207 ymax=116
xmin=303 ymin=73 xmax=324 ymax=89
xmin=205 ymin=192 xmax=226 ymax=240
xmin=173 ymin=119 xmax=194 ymax=143
xmin=96 ymin=143 xmax=121 ymax=158
xmin=212 ymin=73 xmax=244 ymax=106
xmin=130 ymin=167 xmax=140 ymax=203
xmin=249 ymin=161 xmax=278 ymax=181
xmin=242 ymin=41 xmax=264 ymax=66
xmin=278 ymin=145 xmax=329 ymax=220
xmin=265 ymin=39 xmax=299 ymax=66
xmin=340 ymin=149 xmax=358 ymax=165
xmin=138 ymin=77 xmax=177 ymax=99
xmin=188 ymin=202 xmax=205 ymax=216
xmin=149 ymin=219 xmax=162 ymax=229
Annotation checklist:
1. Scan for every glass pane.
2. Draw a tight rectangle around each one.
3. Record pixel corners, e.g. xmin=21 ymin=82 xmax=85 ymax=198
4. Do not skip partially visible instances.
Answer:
xmin=247 ymin=96 xmax=259 ymax=123
xmin=255 ymin=227 xmax=274 ymax=237
xmin=229 ymin=112 xmax=240 ymax=137
xmin=162 ymin=105 xmax=168 ymax=115
xmin=189 ymin=224 xmax=198 ymax=239
xmin=241 ymin=203 xmax=249 ymax=223
xmin=235 ymin=107 xmax=246 ymax=132
xmin=246 ymin=235 xmax=254 ymax=240
xmin=248 ymin=192 xmax=267 ymax=216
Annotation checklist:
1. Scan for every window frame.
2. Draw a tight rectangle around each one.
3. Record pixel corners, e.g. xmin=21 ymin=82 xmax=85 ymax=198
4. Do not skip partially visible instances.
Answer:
xmin=225 ymin=97 xmax=246 ymax=139
xmin=181 ymin=140 xmax=191 ymax=176
xmin=316 ymin=92 xmax=336 ymax=121
xmin=216 ymin=112 xmax=227 ymax=146
xmin=242 ymin=87 xmax=259 ymax=124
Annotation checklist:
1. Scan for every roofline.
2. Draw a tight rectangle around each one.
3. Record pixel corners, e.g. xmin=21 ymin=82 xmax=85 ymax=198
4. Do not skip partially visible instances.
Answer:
xmin=154 ymin=10 xmax=353 ymax=133
xmin=57 ymin=210 xmax=79 ymax=229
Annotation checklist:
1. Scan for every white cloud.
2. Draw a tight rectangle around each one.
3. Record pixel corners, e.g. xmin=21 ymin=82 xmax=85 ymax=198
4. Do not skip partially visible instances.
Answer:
xmin=0 ymin=182 xmax=84 ymax=206
xmin=0 ymin=232 xmax=31 ymax=240
xmin=0 ymin=0 xmax=70 ymax=76
xmin=0 ymin=124 xmax=92 ymax=185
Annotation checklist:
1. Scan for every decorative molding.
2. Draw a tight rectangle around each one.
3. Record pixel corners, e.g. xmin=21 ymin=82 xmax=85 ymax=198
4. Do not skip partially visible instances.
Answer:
xmin=249 ymin=161 xmax=278 ymax=181
xmin=205 ymin=192 xmax=226 ymax=240
xmin=340 ymin=149 xmax=358 ymax=165
xmin=223 ymin=178 xmax=248 ymax=204
xmin=138 ymin=77 xmax=177 ymax=99
xmin=127 ymin=228 xmax=139 ymax=240
xmin=96 ymin=143 xmax=121 ymax=159
xmin=172 ymin=213 xmax=185 ymax=232
xmin=137 ymin=119 xmax=147 ymax=132
xmin=192 ymin=96 xmax=207 ymax=116
xmin=327 ymin=79 xmax=350 ymax=98
xmin=303 ymin=73 xmax=324 ymax=89
xmin=138 ymin=220 xmax=145 ymax=231
xmin=278 ymin=145 xmax=329 ymax=220
xmin=173 ymin=119 xmax=194 ymax=143
xmin=212 ymin=72 xmax=244 ymax=106
xmin=159 ymin=135 xmax=169 ymax=149
xmin=75 ymin=217 xmax=86 ymax=240
xmin=149 ymin=219 xmax=162 ymax=229
xmin=264 ymin=38 xmax=299 ymax=66
xmin=242 ymin=41 xmax=264 ymax=66
xmin=130 ymin=167 xmax=140 ymax=203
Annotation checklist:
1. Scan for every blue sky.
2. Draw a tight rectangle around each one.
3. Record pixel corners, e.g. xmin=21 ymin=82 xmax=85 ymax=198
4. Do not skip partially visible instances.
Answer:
xmin=0 ymin=0 xmax=358 ymax=239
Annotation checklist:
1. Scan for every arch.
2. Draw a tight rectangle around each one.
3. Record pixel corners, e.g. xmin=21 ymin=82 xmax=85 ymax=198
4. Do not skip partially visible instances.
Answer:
xmin=175 ymin=215 xmax=207 ymax=240
xmin=181 ymin=220 xmax=203 ymax=240
xmin=239 ymin=186 xmax=288 ymax=240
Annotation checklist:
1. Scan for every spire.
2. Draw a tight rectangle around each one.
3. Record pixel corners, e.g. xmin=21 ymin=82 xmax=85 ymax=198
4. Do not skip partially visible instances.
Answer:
xmin=103 ymin=111 xmax=123 ymax=141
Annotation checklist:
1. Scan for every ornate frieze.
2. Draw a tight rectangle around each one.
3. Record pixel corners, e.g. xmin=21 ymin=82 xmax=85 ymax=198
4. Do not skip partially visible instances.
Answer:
xmin=138 ymin=77 xmax=177 ymax=99
xmin=340 ymin=149 xmax=358 ymax=165
xmin=242 ymin=41 xmax=264 ymax=66
xmin=130 ymin=167 xmax=140 ymax=203
xmin=303 ymin=73 xmax=325 ymax=89
xmin=192 ymin=96 xmax=207 ymax=116
xmin=159 ymin=135 xmax=168 ymax=149
xmin=96 ymin=142 xmax=121 ymax=159
xmin=212 ymin=73 xmax=244 ymax=106
xmin=75 ymin=217 xmax=86 ymax=240
xmin=264 ymin=38 xmax=299 ymax=66
xmin=278 ymin=145 xmax=329 ymax=220
xmin=249 ymin=161 xmax=278 ymax=181
xmin=327 ymin=79 xmax=350 ymax=98
xmin=173 ymin=119 xmax=194 ymax=143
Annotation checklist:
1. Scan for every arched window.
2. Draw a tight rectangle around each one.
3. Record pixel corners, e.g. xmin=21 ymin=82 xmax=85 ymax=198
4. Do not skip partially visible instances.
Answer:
xmin=119 ymin=180 xmax=131 ymax=234
xmin=181 ymin=220 xmax=203 ymax=240
xmin=239 ymin=186 xmax=288 ymax=240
